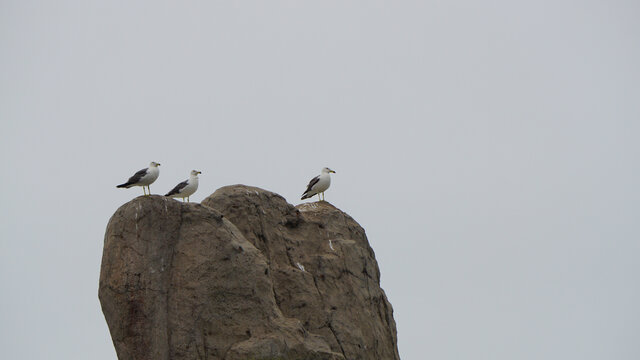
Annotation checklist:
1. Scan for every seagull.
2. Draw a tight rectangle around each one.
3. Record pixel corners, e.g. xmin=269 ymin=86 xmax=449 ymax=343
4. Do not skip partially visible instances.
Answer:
xmin=301 ymin=167 xmax=336 ymax=201
xmin=116 ymin=162 xmax=161 ymax=195
xmin=165 ymin=170 xmax=201 ymax=202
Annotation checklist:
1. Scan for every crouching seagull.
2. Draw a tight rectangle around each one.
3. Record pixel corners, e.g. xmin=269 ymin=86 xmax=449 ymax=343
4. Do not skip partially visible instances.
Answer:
xmin=116 ymin=161 xmax=161 ymax=195
xmin=165 ymin=170 xmax=201 ymax=202
xmin=301 ymin=167 xmax=336 ymax=201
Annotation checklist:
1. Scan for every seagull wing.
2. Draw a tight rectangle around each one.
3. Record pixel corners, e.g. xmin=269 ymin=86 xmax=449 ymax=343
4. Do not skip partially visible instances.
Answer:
xmin=305 ymin=176 xmax=320 ymax=192
xmin=128 ymin=168 xmax=149 ymax=184
xmin=301 ymin=175 xmax=320 ymax=199
xmin=165 ymin=180 xmax=188 ymax=196
xmin=117 ymin=167 xmax=148 ymax=188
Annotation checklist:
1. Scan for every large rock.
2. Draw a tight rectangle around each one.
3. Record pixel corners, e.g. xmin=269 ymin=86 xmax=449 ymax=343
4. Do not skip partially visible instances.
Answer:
xmin=99 ymin=186 xmax=399 ymax=360
xmin=202 ymin=185 xmax=400 ymax=360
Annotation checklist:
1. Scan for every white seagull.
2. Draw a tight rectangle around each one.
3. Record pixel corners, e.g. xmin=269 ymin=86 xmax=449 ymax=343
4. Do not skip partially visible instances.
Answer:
xmin=165 ymin=170 xmax=201 ymax=202
xmin=116 ymin=161 xmax=161 ymax=195
xmin=301 ymin=167 xmax=336 ymax=201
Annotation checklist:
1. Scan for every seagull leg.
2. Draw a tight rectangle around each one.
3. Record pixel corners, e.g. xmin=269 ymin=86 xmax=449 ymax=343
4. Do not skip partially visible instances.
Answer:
xmin=148 ymin=185 xmax=151 ymax=195
xmin=143 ymin=186 xmax=147 ymax=196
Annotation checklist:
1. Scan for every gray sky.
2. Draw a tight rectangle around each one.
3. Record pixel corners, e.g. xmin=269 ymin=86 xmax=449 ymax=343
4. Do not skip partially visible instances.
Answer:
xmin=1 ymin=1 xmax=639 ymax=359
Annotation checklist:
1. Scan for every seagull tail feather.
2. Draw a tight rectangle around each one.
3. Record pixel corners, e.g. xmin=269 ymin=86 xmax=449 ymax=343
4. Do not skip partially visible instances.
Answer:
xmin=301 ymin=192 xmax=312 ymax=200
xmin=116 ymin=183 xmax=133 ymax=188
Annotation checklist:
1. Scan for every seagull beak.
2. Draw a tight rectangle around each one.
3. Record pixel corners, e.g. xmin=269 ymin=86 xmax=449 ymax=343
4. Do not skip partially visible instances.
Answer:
xmin=330 ymin=170 xmax=336 ymax=173
xmin=198 ymin=171 xmax=202 ymax=175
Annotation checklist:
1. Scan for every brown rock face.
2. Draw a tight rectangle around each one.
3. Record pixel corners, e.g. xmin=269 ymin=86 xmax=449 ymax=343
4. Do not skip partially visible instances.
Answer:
xmin=99 ymin=186 xmax=399 ymax=360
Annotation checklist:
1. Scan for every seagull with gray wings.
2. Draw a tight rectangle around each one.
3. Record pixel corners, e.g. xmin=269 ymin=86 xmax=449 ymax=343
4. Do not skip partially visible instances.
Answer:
xmin=165 ymin=170 xmax=201 ymax=202
xmin=116 ymin=161 xmax=160 ymax=195
xmin=301 ymin=167 xmax=336 ymax=201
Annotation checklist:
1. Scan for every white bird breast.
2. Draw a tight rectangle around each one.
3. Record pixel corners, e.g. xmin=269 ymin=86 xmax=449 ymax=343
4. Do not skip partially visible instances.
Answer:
xmin=139 ymin=167 xmax=160 ymax=186
xmin=312 ymin=174 xmax=331 ymax=193
xmin=179 ymin=177 xmax=199 ymax=197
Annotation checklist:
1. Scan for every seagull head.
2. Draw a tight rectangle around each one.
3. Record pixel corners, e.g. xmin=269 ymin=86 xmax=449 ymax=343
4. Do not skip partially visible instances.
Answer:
xmin=191 ymin=170 xmax=202 ymax=176
xmin=150 ymin=161 xmax=161 ymax=167
xmin=322 ymin=167 xmax=336 ymax=174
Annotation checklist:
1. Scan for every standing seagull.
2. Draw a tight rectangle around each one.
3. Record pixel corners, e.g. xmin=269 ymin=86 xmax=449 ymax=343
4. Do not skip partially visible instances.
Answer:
xmin=165 ymin=170 xmax=201 ymax=202
xmin=116 ymin=161 xmax=161 ymax=195
xmin=301 ymin=167 xmax=336 ymax=201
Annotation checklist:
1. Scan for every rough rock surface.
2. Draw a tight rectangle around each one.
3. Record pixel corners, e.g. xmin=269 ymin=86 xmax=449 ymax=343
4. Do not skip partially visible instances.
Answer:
xmin=99 ymin=186 xmax=399 ymax=360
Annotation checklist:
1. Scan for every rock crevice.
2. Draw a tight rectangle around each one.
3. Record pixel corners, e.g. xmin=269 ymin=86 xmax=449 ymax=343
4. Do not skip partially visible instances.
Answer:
xmin=99 ymin=185 xmax=399 ymax=360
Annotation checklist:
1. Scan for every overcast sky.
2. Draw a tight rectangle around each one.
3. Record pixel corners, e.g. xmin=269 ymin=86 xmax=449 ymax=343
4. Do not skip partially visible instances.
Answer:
xmin=1 ymin=1 xmax=639 ymax=359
